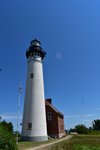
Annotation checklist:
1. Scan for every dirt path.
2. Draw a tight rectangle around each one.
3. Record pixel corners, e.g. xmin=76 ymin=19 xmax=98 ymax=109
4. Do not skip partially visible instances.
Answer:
xmin=26 ymin=135 xmax=73 ymax=150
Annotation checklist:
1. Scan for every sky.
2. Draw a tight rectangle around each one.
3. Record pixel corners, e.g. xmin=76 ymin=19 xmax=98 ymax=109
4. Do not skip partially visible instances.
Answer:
xmin=0 ymin=0 xmax=100 ymax=131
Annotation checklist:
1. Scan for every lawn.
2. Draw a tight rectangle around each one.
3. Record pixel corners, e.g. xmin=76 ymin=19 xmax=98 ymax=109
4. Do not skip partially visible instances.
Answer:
xmin=50 ymin=135 xmax=100 ymax=150
xmin=18 ymin=139 xmax=58 ymax=150
xmin=18 ymin=135 xmax=100 ymax=150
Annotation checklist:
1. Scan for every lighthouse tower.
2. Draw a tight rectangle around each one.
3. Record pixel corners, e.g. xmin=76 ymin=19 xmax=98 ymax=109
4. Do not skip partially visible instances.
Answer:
xmin=22 ymin=39 xmax=48 ymax=141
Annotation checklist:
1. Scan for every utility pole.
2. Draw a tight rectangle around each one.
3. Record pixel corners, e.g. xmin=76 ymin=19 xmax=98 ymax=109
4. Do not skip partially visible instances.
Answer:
xmin=16 ymin=82 xmax=22 ymax=144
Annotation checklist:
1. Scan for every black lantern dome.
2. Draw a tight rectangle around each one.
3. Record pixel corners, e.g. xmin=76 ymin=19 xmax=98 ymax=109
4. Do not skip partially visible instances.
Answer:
xmin=26 ymin=39 xmax=46 ymax=59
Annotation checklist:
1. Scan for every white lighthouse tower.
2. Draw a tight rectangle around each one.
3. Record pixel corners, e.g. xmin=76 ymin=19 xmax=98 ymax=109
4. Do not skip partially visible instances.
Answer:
xmin=22 ymin=39 xmax=48 ymax=141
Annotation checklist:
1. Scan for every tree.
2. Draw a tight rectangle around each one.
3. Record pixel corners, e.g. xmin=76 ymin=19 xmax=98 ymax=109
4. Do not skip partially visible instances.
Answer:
xmin=0 ymin=122 xmax=17 ymax=150
xmin=92 ymin=119 xmax=100 ymax=130
xmin=1 ymin=120 xmax=13 ymax=133
xmin=75 ymin=124 xmax=89 ymax=134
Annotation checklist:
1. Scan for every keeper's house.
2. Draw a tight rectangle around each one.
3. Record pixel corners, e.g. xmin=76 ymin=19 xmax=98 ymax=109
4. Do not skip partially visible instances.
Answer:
xmin=45 ymin=99 xmax=66 ymax=138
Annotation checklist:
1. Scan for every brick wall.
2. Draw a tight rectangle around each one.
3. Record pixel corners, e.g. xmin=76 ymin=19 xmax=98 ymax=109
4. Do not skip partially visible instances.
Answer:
xmin=45 ymin=100 xmax=66 ymax=138
xmin=46 ymin=105 xmax=59 ymax=137
xmin=58 ymin=115 xmax=66 ymax=138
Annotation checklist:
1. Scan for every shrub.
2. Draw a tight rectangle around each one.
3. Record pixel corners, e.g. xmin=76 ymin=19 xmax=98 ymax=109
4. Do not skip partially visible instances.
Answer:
xmin=0 ymin=123 xmax=18 ymax=150
xmin=75 ymin=124 xmax=89 ymax=134
xmin=2 ymin=120 xmax=13 ymax=134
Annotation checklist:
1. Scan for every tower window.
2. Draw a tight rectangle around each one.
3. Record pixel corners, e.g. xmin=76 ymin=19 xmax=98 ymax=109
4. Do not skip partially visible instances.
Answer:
xmin=27 ymin=123 xmax=32 ymax=130
xmin=47 ymin=112 xmax=52 ymax=121
xmin=30 ymin=73 xmax=34 ymax=78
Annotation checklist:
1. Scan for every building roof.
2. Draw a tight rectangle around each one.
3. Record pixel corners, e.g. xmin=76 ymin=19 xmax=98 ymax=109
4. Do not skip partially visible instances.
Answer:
xmin=45 ymin=99 xmax=64 ymax=117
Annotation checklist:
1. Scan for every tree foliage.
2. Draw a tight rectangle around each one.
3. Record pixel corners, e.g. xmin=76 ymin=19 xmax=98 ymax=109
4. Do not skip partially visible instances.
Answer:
xmin=1 ymin=120 xmax=13 ymax=133
xmin=92 ymin=119 xmax=100 ymax=130
xmin=74 ymin=124 xmax=89 ymax=134
xmin=70 ymin=124 xmax=89 ymax=134
xmin=0 ymin=120 xmax=17 ymax=150
xmin=70 ymin=119 xmax=100 ymax=135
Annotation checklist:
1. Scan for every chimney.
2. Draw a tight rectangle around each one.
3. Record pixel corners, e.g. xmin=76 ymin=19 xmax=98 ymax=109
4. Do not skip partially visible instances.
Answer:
xmin=46 ymin=98 xmax=52 ymax=104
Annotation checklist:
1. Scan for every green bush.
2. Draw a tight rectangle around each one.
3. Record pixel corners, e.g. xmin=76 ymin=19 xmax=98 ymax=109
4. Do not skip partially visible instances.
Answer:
xmin=0 ymin=123 xmax=18 ymax=150
xmin=75 ymin=124 xmax=89 ymax=134
xmin=2 ymin=120 xmax=13 ymax=134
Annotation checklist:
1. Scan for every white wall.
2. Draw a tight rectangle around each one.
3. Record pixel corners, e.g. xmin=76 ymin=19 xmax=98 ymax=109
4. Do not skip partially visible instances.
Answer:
xmin=22 ymin=57 xmax=47 ymax=138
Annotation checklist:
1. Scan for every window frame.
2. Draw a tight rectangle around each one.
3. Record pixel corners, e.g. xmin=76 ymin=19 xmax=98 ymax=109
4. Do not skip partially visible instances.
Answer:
xmin=27 ymin=123 xmax=32 ymax=130
xmin=30 ymin=73 xmax=34 ymax=78
xmin=47 ymin=112 xmax=52 ymax=121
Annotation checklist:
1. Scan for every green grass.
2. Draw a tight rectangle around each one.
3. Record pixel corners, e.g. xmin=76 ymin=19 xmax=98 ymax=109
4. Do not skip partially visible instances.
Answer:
xmin=18 ymin=139 xmax=57 ymax=150
xmin=88 ymin=130 xmax=100 ymax=135
xmin=50 ymin=135 xmax=100 ymax=150
xmin=73 ymin=145 xmax=100 ymax=150
xmin=18 ymin=135 xmax=100 ymax=150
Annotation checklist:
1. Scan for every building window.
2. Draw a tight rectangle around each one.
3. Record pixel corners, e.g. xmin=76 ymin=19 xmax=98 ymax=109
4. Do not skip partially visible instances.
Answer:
xmin=47 ymin=112 xmax=52 ymax=121
xmin=27 ymin=123 xmax=32 ymax=130
xmin=30 ymin=73 xmax=34 ymax=78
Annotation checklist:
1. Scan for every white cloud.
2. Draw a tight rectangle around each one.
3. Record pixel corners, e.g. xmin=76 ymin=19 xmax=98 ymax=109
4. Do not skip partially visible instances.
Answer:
xmin=83 ymin=120 xmax=92 ymax=123
xmin=64 ymin=115 xmax=80 ymax=119
xmin=0 ymin=113 xmax=22 ymax=120
xmin=93 ymin=108 xmax=100 ymax=111
xmin=65 ymin=113 xmax=96 ymax=119
xmin=84 ymin=114 xmax=96 ymax=117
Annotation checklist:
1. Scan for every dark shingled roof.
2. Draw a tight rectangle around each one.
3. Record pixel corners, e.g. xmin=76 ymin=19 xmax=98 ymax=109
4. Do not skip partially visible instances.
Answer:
xmin=45 ymin=99 xmax=64 ymax=117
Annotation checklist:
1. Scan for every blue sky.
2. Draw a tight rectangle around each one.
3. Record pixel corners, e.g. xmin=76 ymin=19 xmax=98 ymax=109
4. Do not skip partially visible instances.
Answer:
xmin=0 ymin=0 xmax=100 ymax=131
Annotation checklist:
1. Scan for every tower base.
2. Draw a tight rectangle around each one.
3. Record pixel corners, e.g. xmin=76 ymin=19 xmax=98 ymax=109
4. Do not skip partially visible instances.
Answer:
xmin=21 ymin=136 xmax=48 ymax=142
